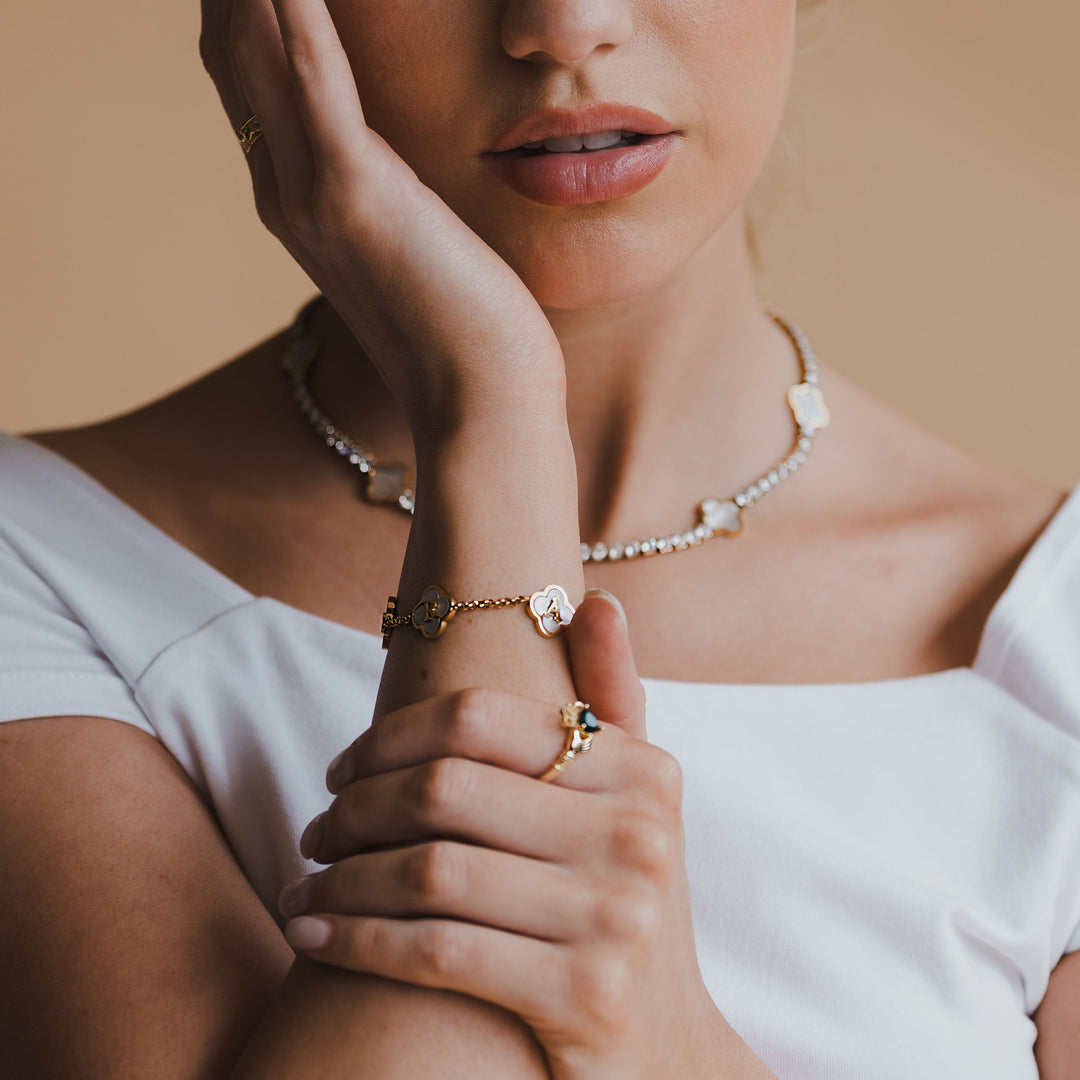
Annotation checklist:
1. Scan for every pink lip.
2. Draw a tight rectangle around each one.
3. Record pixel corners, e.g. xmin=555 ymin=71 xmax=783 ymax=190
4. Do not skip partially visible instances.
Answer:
xmin=481 ymin=104 xmax=680 ymax=207
xmin=484 ymin=104 xmax=675 ymax=154
xmin=482 ymin=135 xmax=677 ymax=207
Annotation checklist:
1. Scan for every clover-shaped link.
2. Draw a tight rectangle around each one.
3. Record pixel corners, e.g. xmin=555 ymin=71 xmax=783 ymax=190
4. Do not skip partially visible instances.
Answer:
xmin=787 ymin=382 xmax=831 ymax=434
xmin=528 ymin=584 xmax=576 ymax=638
xmin=411 ymin=585 xmax=455 ymax=639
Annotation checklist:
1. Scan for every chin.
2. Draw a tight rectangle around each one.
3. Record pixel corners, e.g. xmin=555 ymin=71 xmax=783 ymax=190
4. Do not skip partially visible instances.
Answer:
xmin=453 ymin=192 xmax=730 ymax=310
xmin=520 ymin=250 xmax=689 ymax=310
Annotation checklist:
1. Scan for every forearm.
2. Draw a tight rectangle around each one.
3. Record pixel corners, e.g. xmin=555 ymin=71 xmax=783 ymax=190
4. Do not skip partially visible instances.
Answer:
xmin=232 ymin=402 xmax=578 ymax=1079
xmin=229 ymin=961 xmax=549 ymax=1079
xmin=377 ymin=412 xmax=583 ymax=715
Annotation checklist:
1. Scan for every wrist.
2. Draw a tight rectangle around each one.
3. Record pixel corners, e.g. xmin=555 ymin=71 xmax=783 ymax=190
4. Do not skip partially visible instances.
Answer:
xmin=414 ymin=396 xmax=573 ymax=482
xmin=409 ymin=355 xmax=568 ymax=463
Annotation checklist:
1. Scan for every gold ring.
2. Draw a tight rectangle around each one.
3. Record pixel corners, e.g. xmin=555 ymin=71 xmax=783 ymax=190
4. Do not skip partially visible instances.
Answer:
xmin=538 ymin=701 xmax=602 ymax=783
xmin=237 ymin=115 xmax=264 ymax=154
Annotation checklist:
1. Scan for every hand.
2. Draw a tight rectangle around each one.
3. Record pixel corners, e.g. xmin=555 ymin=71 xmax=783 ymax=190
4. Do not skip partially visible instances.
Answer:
xmin=200 ymin=0 xmax=566 ymax=445
xmin=279 ymin=596 xmax=736 ymax=1080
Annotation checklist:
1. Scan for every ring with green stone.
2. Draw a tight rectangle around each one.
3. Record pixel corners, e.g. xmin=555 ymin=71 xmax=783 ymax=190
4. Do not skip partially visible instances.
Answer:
xmin=537 ymin=701 xmax=602 ymax=783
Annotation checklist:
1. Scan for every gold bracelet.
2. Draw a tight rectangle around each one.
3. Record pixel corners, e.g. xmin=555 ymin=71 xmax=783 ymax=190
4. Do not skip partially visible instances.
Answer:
xmin=382 ymin=584 xmax=575 ymax=648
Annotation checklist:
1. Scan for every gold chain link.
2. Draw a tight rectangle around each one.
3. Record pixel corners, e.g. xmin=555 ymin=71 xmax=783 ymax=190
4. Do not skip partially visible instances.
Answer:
xmin=383 ymin=585 xmax=573 ymax=649
xmin=450 ymin=595 xmax=530 ymax=614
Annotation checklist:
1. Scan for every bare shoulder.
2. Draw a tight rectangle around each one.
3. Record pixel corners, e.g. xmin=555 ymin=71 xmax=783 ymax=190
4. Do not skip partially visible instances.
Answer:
xmin=824 ymin=365 xmax=1068 ymax=533
xmin=23 ymin=323 xmax=409 ymax=634
xmin=814 ymin=366 xmax=1069 ymax=672
xmin=0 ymin=714 xmax=292 ymax=1077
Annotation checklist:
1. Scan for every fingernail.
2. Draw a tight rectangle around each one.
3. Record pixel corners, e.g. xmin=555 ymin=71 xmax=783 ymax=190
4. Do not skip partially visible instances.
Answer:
xmin=299 ymin=813 xmax=324 ymax=860
xmin=584 ymin=588 xmax=628 ymax=630
xmin=326 ymin=749 xmax=354 ymax=792
xmin=278 ymin=876 xmax=312 ymax=918
xmin=285 ymin=916 xmax=333 ymax=952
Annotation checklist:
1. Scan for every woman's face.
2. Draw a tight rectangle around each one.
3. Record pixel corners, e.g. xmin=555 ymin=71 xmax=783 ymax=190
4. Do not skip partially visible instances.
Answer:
xmin=327 ymin=0 xmax=797 ymax=308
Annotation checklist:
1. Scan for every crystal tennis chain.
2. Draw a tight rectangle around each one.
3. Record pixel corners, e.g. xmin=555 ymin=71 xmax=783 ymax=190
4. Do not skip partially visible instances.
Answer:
xmin=280 ymin=298 xmax=830 ymax=563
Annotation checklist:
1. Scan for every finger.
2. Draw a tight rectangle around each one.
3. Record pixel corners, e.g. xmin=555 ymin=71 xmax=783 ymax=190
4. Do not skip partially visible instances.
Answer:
xmin=284 ymin=914 xmax=566 ymax=1028
xmin=304 ymin=757 xmax=601 ymax=865
xmin=327 ymin=688 xmax=640 ymax=795
xmin=201 ymin=0 xmax=290 ymax=242
xmin=568 ymin=591 xmax=647 ymax=741
xmin=279 ymin=841 xmax=587 ymax=942
xmin=231 ymin=0 xmax=315 ymax=201
xmin=269 ymin=0 xmax=377 ymax=183
xmin=200 ymin=0 xmax=249 ymax=127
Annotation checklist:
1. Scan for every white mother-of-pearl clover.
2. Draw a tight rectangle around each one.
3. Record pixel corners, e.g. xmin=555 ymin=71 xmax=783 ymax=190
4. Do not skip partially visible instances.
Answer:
xmin=787 ymin=382 xmax=830 ymax=433
xmin=528 ymin=584 xmax=576 ymax=638
xmin=698 ymin=498 xmax=743 ymax=535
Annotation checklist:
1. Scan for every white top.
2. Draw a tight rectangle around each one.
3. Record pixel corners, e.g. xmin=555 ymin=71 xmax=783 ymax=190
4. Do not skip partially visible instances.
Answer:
xmin=1 ymin=429 xmax=1079 ymax=1079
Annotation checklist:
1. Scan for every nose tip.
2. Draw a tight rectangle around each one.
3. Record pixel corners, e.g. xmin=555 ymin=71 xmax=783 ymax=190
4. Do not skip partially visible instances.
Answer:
xmin=501 ymin=0 xmax=633 ymax=66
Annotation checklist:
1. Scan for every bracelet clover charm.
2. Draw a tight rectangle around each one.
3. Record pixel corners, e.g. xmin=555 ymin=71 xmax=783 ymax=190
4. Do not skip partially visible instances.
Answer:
xmin=381 ymin=584 xmax=576 ymax=649
xmin=528 ymin=584 xmax=576 ymax=638
xmin=412 ymin=585 xmax=455 ymax=639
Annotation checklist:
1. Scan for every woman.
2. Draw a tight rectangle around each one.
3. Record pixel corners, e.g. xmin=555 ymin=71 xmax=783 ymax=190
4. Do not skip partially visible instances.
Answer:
xmin=1 ymin=0 xmax=1078 ymax=1076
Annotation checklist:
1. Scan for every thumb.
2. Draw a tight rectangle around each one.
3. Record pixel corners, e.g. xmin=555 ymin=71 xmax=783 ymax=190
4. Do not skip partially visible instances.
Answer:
xmin=566 ymin=589 xmax=647 ymax=741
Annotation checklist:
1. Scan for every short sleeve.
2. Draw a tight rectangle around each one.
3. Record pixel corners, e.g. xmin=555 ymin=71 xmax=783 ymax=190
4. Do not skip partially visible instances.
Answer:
xmin=976 ymin=487 xmax=1080 ymax=958
xmin=0 ymin=534 xmax=154 ymax=735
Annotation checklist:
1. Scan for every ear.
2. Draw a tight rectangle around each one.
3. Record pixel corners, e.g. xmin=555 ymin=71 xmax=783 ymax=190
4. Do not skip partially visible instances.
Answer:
xmin=566 ymin=590 xmax=647 ymax=741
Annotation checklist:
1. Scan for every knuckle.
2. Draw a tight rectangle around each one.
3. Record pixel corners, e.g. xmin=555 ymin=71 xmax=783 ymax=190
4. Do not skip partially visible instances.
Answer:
xmin=228 ymin=10 xmax=257 ymax=64
xmin=417 ymin=922 xmax=466 ymax=979
xmin=330 ymin=787 xmax=363 ymax=843
xmin=592 ymin=891 xmax=661 ymax=944
xmin=355 ymin=716 xmax=389 ymax=769
xmin=253 ymin=186 xmax=286 ymax=237
xmin=446 ymin=687 xmax=498 ymax=753
xmin=569 ymin=950 xmax=632 ymax=1021
xmin=609 ymin=814 xmax=672 ymax=881
xmin=342 ymin=913 xmax=386 ymax=965
xmin=413 ymin=758 xmax=471 ymax=823
xmin=407 ymin=842 xmax=466 ymax=906
xmin=198 ymin=30 xmax=222 ymax=78
xmin=648 ymin=749 xmax=684 ymax=810
xmin=284 ymin=37 xmax=321 ymax=87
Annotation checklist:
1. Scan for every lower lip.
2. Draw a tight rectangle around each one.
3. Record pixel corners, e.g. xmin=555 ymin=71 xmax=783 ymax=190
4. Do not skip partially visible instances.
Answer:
xmin=481 ymin=134 xmax=678 ymax=207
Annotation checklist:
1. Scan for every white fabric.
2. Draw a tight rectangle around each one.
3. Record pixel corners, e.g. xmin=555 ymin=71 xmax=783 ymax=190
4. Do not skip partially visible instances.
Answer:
xmin=1 ymin=428 xmax=1079 ymax=1078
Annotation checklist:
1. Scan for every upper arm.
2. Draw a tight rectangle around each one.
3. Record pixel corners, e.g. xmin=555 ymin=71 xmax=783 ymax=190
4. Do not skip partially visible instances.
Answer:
xmin=1034 ymin=951 xmax=1080 ymax=1078
xmin=0 ymin=715 xmax=294 ymax=1080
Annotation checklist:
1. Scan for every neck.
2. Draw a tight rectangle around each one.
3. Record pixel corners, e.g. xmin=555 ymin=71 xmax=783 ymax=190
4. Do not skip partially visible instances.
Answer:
xmin=309 ymin=208 xmax=806 ymax=545
xmin=545 ymin=210 xmax=804 ymax=542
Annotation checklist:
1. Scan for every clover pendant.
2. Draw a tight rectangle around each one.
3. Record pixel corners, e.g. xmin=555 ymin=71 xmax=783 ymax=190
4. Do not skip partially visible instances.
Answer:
xmin=411 ymin=585 xmax=455 ymax=639
xmin=529 ymin=584 xmax=575 ymax=638
xmin=698 ymin=497 xmax=743 ymax=535
xmin=787 ymin=383 xmax=830 ymax=434
xmin=366 ymin=463 xmax=409 ymax=505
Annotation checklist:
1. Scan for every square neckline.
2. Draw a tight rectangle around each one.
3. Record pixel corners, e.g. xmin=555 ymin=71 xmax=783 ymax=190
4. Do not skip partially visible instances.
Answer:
xmin=3 ymin=430 xmax=1074 ymax=694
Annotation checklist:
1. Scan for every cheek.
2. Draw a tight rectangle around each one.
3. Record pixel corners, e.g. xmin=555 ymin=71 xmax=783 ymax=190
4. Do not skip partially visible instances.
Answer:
xmin=326 ymin=1 xmax=474 ymax=150
xmin=674 ymin=0 xmax=797 ymax=182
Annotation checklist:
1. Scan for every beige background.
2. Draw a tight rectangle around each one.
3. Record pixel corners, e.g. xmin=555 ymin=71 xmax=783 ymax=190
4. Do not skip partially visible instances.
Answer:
xmin=2 ymin=2 xmax=1077 ymax=488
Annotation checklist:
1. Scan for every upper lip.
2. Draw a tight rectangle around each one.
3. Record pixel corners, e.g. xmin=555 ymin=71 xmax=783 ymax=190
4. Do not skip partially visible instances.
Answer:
xmin=484 ymin=104 xmax=676 ymax=153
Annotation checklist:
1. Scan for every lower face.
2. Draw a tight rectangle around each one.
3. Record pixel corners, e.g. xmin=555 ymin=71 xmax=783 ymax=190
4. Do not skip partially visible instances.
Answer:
xmin=326 ymin=0 xmax=797 ymax=309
